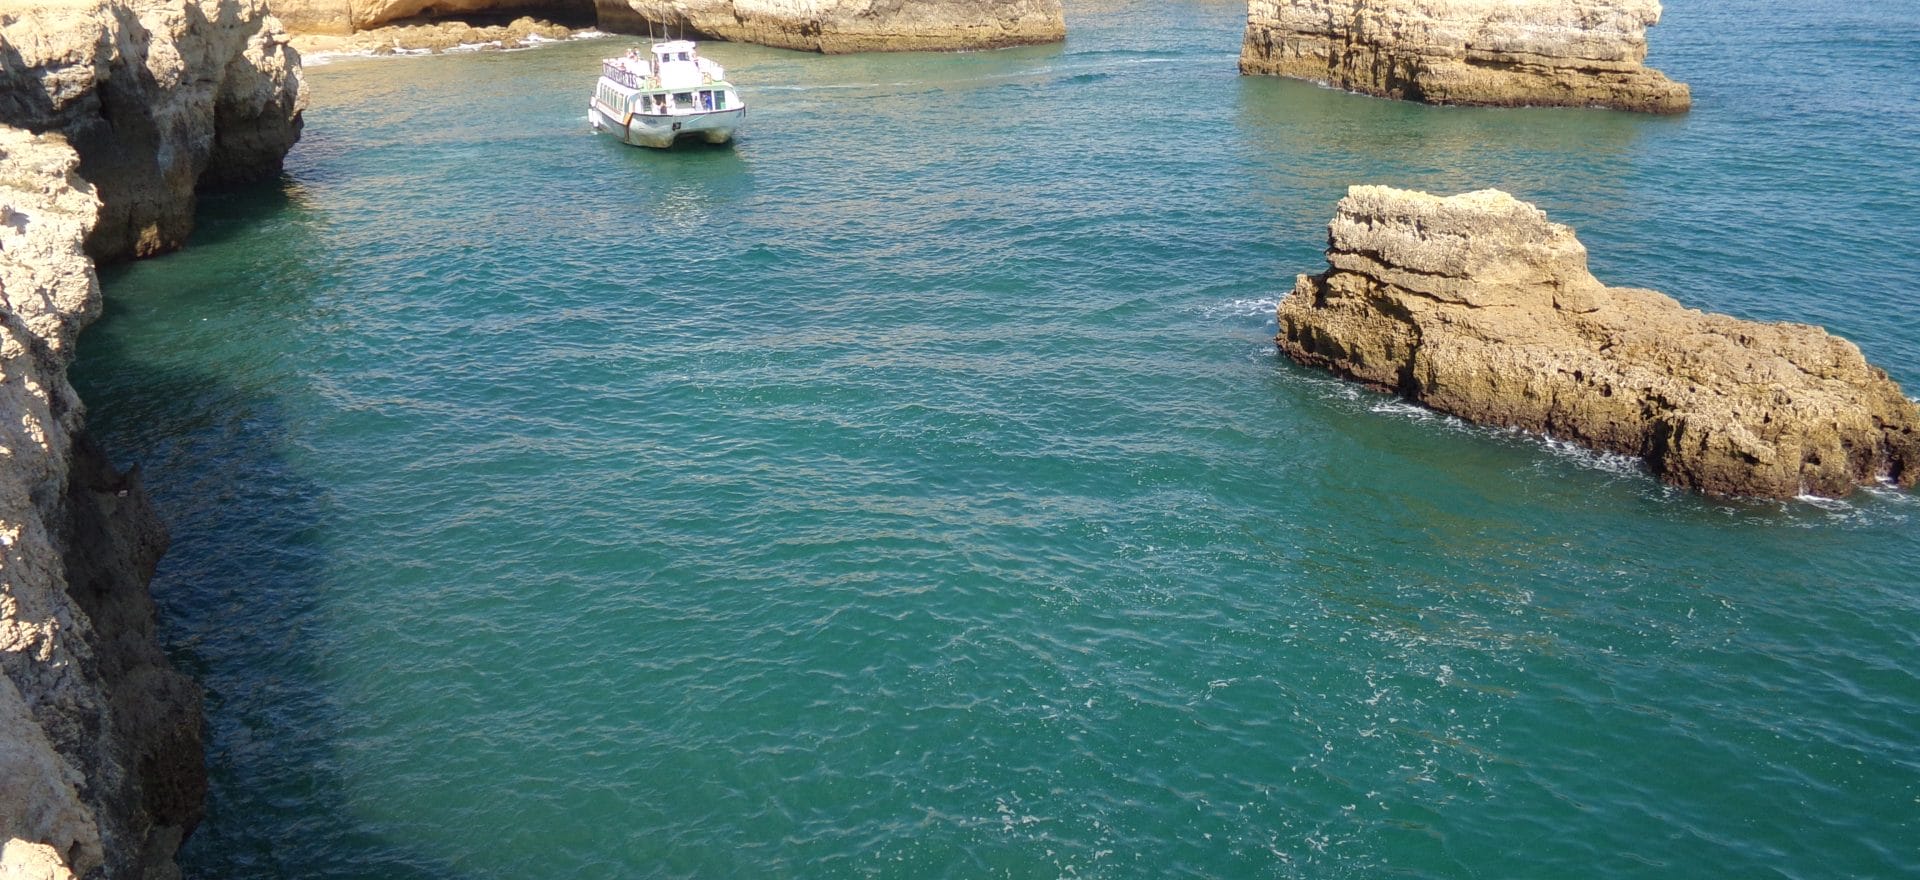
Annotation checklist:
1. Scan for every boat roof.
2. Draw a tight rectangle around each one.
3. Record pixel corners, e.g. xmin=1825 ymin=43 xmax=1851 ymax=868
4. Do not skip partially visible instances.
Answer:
xmin=653 ymin=40 xmax=698 ymax=53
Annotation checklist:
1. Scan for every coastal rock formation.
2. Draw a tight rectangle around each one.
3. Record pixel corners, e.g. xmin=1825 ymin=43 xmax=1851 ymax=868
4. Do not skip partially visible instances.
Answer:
xmin=1239 ymin=0 xmax=1690 ymax=113
xmin=593 ymin=0 xmax=1066 ymax=53
xmin=0 ymin=2 xmax=303 ymax=875
xmin=1276 ymin=187 xmax=1920 ymax=498
xmin=0 ymin=0 xmax=308 ymax=261
xmin=292 ymin=15 xmax=579 ymax=54
xmin=1 ymin=126 xmax=202 ymax=880
xmin=269 ymin=0 xmax=593 ymax=33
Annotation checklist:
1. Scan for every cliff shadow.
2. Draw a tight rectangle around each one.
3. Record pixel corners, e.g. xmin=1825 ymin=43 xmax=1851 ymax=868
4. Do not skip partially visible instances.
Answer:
xmin=74 ymin=183 xmax=476 ymax=880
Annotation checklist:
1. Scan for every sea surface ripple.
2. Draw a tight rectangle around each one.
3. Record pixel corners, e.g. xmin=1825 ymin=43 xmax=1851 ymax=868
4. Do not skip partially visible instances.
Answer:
xmin=73 ymin=0 xmax=1920 ymax=877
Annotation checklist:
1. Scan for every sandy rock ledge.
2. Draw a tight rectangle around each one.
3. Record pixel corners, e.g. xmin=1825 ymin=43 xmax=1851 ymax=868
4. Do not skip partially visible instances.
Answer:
xmin=290 ymin=15 xmax=581 ymax=55
xmin=1276 ymin=187 xmax=1919 ymax=499
xmin=1240 ymin=0 xmax=1690 ymax=113
xmin=592 ymin=0 xmax=1066 ymax=53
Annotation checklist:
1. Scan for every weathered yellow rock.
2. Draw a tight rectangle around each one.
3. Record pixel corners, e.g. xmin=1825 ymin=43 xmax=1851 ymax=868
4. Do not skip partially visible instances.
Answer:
xmin=0 ymin=0 xmax=308 ymax=261
xmin=594 ymin=0 xmax=1066 ymax=53
xmin=1240 ymin=0 xmax=1690 ymax=113
xmin=290 ymin=15 xmax=578 ymax=54
xmin=0 ymin=101 xmax=203 ymax=880
xmin=269 ymin=0 xmax=593 ymax=33
xmin=1277 ymin=187 xmax=1920 ymax=498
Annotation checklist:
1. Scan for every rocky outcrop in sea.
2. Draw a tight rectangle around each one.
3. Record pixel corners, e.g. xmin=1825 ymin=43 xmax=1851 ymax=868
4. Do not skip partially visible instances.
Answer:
xmin=1276 ymin=187 xmax=1920 ymax=499
xmin=1239 ymin=0 xmax=1690 ymax=113
xmin=2 ymin=0 xmax=308 ymax=261
xmin=595 ymin=0 xmax=1064 ymax=53
xmin=1 ymin=2 xmax=306 ymax=878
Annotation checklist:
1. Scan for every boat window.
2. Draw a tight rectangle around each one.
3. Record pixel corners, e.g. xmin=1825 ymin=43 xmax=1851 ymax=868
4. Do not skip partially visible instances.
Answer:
xmin=674 ymin=92 xmax=694 ymax=108
xmin=713 ymin=91 xmax=726 ymax=110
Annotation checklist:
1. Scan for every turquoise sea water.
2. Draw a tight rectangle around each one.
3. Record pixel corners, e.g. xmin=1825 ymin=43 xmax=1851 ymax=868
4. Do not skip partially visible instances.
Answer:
xmin=72 ymin=1 xmax=1920 ymax=877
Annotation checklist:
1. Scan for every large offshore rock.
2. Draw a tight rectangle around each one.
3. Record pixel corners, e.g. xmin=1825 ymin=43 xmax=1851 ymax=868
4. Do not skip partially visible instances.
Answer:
xmin=0 ymin=0 xmax=308 ymax=261
xmin=1240 ymin=0 xmax=1690 ymax=113
xmin=0 ymin=125 xmax=202 ymax=880
xmin=594 ymin=0 xmax=1066 ymax=53
xmin=1276 ymin=187 xmax=1920 ymax=499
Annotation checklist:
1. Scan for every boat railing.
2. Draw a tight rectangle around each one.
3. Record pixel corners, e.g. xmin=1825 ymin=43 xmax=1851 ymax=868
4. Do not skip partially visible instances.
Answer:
xmin=602 ymin=61 xmax=647 ymax=90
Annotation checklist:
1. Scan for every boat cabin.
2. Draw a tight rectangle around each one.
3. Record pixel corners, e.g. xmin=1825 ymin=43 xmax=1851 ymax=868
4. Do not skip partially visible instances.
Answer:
xmin=588 ymin=37 xmax=747 ymax=147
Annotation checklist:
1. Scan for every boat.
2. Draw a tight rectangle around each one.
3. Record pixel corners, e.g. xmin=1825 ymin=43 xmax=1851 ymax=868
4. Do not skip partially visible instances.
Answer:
xmin=588 ymin=39 xmax=746 ymax=148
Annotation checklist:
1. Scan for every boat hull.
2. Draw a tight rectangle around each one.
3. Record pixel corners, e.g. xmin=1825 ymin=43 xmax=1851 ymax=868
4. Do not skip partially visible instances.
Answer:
xmin=589 ymin=101 xmax=744 ymax=148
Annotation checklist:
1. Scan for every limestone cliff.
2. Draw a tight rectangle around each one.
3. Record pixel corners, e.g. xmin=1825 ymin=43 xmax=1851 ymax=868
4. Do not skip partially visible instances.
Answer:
xmin=1240 ymin=0 xmax=1690 ymax=113
xmin=1 ymin=125 xmax=200 ymax=880
xmin=1276 ymin=187 xmax=1920 ymax=499
xmin=2 ymin=2 xmax=304 ymax=877
xmin=1 ymin=0 xmax=309 ymax=261
xmin=592 ymin=0 xmax=1065 ymax=53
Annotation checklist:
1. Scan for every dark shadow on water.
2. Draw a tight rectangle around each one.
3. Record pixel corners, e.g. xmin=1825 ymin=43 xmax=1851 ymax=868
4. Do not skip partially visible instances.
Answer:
xmin=73 ymin=180 xmax=475 ymax=880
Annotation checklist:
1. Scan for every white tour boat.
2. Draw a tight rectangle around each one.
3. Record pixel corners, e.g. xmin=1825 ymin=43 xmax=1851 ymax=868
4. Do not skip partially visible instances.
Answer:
xmin=589 ymin=39 xmax=746 ymax=148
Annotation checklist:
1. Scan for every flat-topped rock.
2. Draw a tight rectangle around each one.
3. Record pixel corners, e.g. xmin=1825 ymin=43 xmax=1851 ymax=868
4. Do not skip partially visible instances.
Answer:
xmin=1240 ymin=0 xmax=1690 ymax=113
xmin=1276 ymin=186 xmax=1919 ymax=498
xmin=595 ymin=0 xmax=1066 ymax=53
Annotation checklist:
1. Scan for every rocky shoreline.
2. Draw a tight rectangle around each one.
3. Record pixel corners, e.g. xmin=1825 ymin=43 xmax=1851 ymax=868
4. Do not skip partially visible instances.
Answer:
xmin=592 ymin=0 xmax=1065 ymax=53
xmin=289 ymin=16 xmax=583 ymax=57
xmin=269 ymin=0 xmax=1064 ymax=54
xmin=1240 ymin=0 xmax=1691 ymax=113
xmin=1276 ymin=187 xmax=1919 ymax=499
xmin=0 ymin=2 xmax=305 ymax=878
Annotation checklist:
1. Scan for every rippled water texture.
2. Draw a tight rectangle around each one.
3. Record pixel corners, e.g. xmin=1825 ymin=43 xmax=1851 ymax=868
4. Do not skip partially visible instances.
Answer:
xmin=73 ymin=1 xmax=1920 ymax=877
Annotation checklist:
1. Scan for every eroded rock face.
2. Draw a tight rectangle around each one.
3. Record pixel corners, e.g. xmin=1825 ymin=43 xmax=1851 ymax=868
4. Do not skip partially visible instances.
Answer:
xmin=0 ymin=0 xmax=308 ymax=261
xmin=1 ymin=125 xmax=202 ymax=880
xmin=1277 ymin=187 xmax=1920 ymax=498
xmin=594 ymin=0 xmax=1066 ymax=53
xmin=1240 ymin=0 xmax=1690 ymax=113
xmin=269 ymin=0 xmax=595 ymax=34
xmin=292 ymin=14 xmax=579 ymax=54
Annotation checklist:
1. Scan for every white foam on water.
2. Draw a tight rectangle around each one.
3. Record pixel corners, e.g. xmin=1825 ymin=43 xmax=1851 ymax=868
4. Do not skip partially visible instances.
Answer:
xmin=1537 ymin=435 xmax=1646 ymax=479
xmin=1368 ymin=399 xmax=1434 ymax=420
xmin=1200 ymin=297 xmax=1280 ymax=321
xmin=1794 ymin=492 xmax=1853 ymax=511
xmin=448 ymin=40 xmax=503 ymax=53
